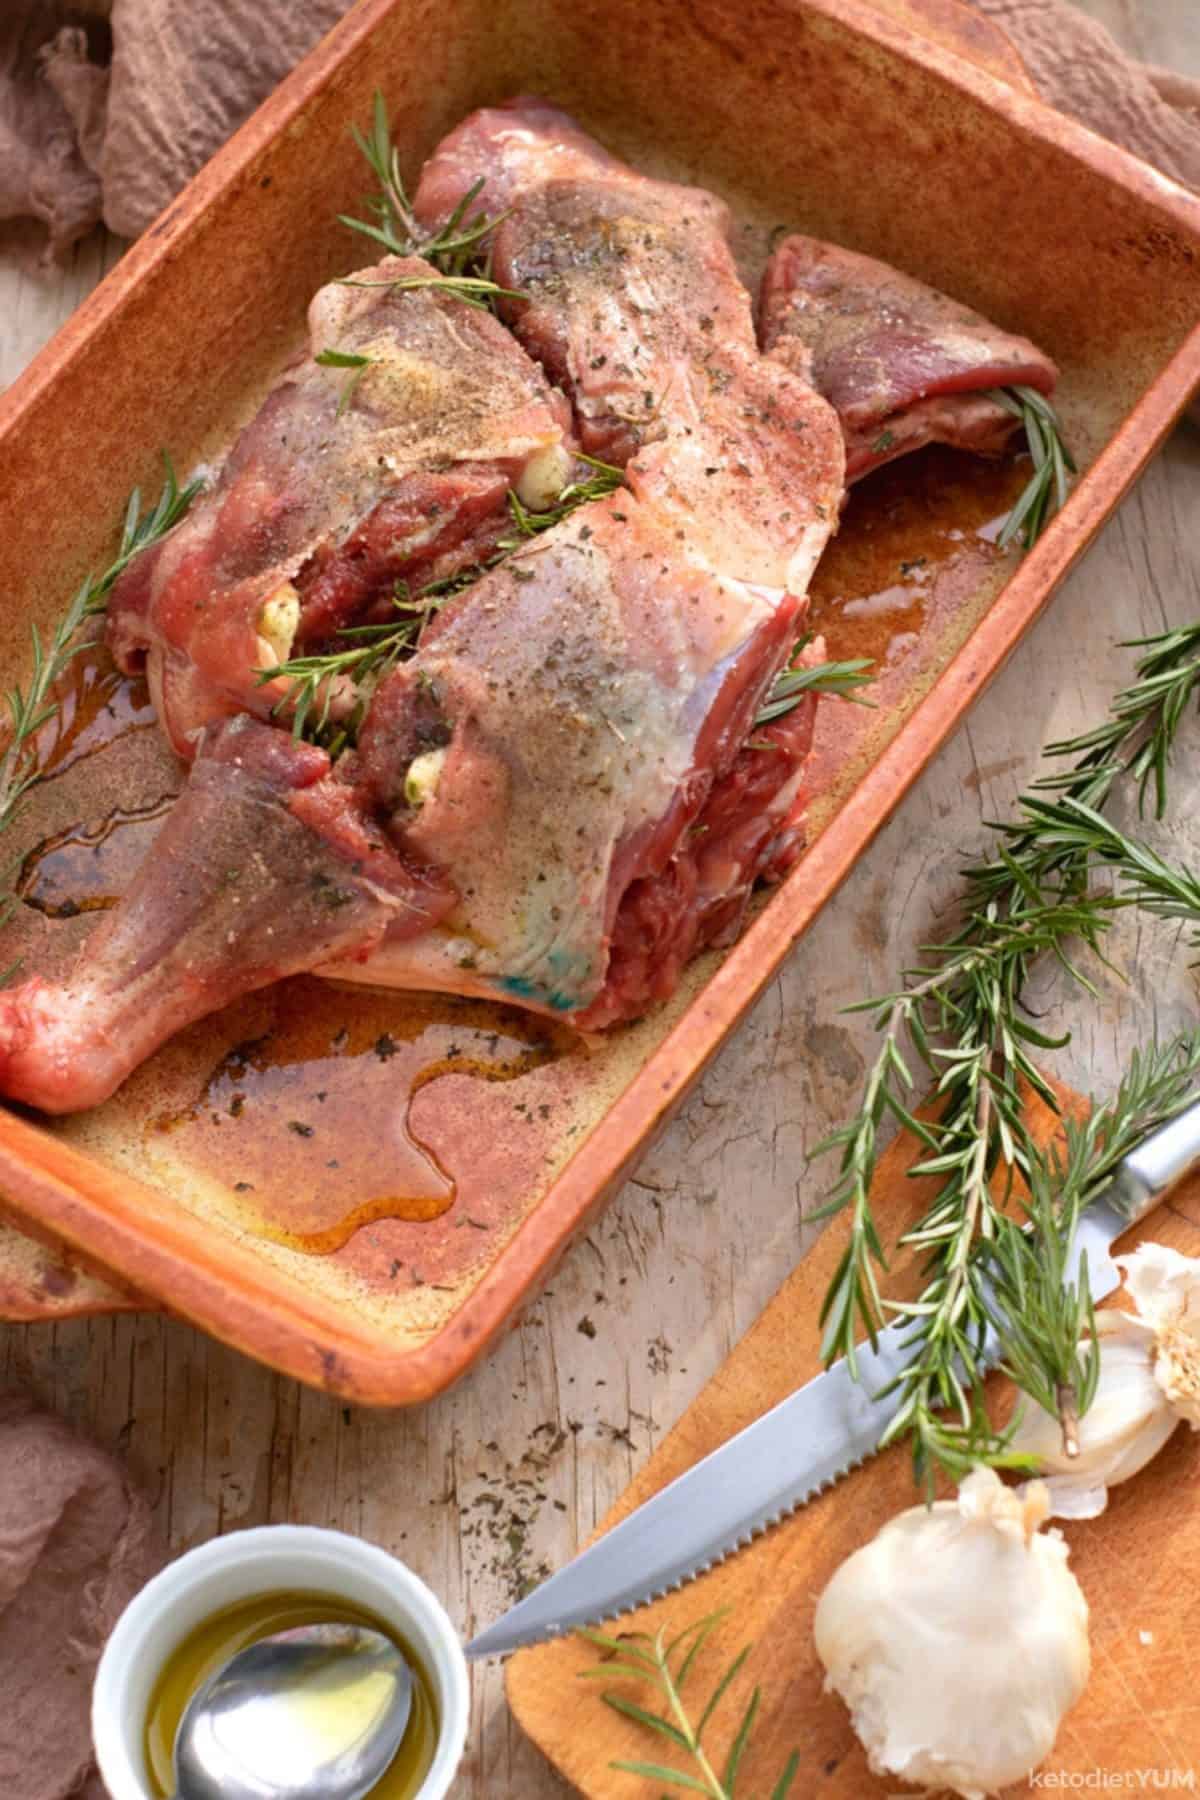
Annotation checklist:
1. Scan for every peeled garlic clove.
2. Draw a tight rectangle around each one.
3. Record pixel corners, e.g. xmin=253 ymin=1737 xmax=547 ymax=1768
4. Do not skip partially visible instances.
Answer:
xmin=257 ymin=581 xmax=301 ymax=665
xmin=814 ymin=1467 xmax=1089 ymax=1800
xmin=1008 ymin=1312 xmax=1179 ymax=1519
xmin=515 ymin=441 xmax=573 ymax=511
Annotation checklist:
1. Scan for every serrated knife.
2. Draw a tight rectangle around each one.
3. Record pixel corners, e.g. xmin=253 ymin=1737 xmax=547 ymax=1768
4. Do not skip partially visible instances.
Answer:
xmin=466 ymin=1096 xmax=1200 ymax=1659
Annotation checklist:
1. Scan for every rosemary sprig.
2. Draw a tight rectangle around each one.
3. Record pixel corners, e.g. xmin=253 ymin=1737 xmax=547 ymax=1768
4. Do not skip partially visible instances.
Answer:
xmin=263 ymin=459 xmax=626 ymax=745
xmin=756 ymin=651 xmax=874 ymax=726
xmin=578 ymin=1613 xmax=798 ymax=1798
xmin=990 ymin=384 xmax=1076 ymax=551
xmin=874 ymin=1029 xmax=1200 ymax=1490
xmin=979 ymin=1033 xmax=1200 ymax=1455
xmin=338 ymin=92 xmax=515 ymax=310
xmin=815 ymin=616 xmax=1200 ymax=1486
xmin=264 ymin=587 xmax=443 ymax=749
xmin=339 ymin=272 xmax=527 ymax=307
xmin=0 ymin=455 xmax=200 ymax=834
xmin=983 ymin=1176 xmax=1100 ymax=1459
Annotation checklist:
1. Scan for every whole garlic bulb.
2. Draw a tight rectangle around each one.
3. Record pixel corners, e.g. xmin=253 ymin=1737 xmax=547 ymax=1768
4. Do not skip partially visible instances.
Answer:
xmin=1008 ymin=1241 xmax=1200 ymax=1519
xmin=814 ymin=1467 xmax=1089 ymax=1799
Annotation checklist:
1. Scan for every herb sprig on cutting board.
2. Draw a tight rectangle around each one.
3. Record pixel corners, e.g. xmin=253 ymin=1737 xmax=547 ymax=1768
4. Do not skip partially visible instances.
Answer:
xmin=816 ymin=620 xmax=1200 ymax=1487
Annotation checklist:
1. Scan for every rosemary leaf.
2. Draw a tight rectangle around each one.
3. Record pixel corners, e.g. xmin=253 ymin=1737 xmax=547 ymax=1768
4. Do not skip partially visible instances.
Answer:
xmin=603 ymin=1695 xmax=691 ymax=1748
xmin=720 ymin=1685 xmax=760 ymax=1790
xmin=769 ymin=1752 xmax=801 ymax=1800
xmin=696 ymin=1644 xmax=751 ymax=1738
xmin=608 ymin=1763 xmax=713 ymax=1794
xmin=989 ymin=384 xmax=1076 ymax=552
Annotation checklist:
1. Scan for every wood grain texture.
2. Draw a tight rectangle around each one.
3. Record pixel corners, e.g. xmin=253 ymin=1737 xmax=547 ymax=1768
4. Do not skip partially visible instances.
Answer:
xmin=507 ymin=1083 xmax=1200 ymax=1794
xmin=0 ymin=3 xmax=1197 ymax=1795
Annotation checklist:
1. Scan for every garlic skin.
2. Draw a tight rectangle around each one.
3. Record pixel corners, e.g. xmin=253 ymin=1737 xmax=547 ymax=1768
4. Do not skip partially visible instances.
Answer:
xmin=814 ymin=1467 xmax=1089 ymax=1800
xmin=1008 ymin=1241 xmax=1200 ymax=1519
xmin=1119 ymin=1242 xmax=1200 ymax=1425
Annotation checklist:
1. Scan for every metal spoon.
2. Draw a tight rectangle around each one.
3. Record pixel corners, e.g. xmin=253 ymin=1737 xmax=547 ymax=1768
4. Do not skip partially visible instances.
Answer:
xmin=173 ymin=1623 xmax=413 ymax=1800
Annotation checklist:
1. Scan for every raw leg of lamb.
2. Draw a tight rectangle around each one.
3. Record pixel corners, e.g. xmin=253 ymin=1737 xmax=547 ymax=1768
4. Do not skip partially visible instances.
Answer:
xmin=370 ymin=98 xmax=845 ymax=1026
xmin=107 ymin=254 xmax=575 ymax=757
xmin=0 ymin=104 xmax=843 ymax=1112
xmin=759 ymin=235 xmax=1059 ymax=482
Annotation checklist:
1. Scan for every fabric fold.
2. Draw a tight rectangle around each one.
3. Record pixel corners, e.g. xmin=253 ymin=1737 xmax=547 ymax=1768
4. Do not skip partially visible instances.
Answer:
xmin=0 ymin=1393 xmax=160 ymax=1800
xmin=0 ymin=1 xmax=1197 ymax=264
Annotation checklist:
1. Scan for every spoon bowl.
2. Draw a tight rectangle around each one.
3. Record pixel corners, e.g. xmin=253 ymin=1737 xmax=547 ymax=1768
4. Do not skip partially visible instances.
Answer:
xmin=173 ymin=1623 xmax=413 ymax=1800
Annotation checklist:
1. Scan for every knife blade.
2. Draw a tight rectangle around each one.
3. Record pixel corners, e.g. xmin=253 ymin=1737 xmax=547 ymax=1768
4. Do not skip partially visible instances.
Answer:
xmin=466 ymin=1094 xmax=1200 ymax=1659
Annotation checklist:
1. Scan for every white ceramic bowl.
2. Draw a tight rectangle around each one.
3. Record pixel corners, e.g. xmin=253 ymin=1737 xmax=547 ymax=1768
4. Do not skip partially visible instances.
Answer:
xmin=92 ymin=1525 xmax=469 ymax=1800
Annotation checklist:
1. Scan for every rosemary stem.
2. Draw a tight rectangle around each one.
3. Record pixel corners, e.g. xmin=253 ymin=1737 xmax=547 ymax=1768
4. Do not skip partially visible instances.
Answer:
xmin=658 ymin=1648 xmax=729 ymax=1800
xmin=1057 ymin=1383 xmax=1081 ymax=1459
xmin=957 ymin=1071 xmax=994 ymax=1275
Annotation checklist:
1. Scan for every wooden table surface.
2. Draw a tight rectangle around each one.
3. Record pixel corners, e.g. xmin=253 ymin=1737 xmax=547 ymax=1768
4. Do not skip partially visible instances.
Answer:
xmin=1 ymin=5 xmax=1197 ymax=1795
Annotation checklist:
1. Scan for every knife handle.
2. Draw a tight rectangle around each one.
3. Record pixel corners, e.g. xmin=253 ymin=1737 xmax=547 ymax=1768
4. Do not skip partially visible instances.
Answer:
xmin=1108 ymin=1095 xmax=1200 ymax=1226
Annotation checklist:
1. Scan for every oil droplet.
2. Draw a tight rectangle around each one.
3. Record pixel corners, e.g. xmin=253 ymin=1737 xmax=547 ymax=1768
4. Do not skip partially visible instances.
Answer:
xmin=150 ymin=979 xmax=571 ymax=1253
xmin=18 ymin=794 xmax=177 ymax=918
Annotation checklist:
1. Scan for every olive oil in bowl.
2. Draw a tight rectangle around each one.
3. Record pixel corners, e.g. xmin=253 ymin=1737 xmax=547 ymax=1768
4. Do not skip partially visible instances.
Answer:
xmin=144 ymin=1592 xmax=439 ymax=1799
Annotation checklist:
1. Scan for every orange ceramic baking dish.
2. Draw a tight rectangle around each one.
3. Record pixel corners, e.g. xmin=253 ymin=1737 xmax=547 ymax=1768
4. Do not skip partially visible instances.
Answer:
xmin=0 ymin=0 xmax=1197 ymax=1400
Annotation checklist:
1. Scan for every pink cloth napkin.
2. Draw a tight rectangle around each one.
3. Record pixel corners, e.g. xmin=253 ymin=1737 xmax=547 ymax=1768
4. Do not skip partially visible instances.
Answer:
xmin=1 ymin=0 xmax=1198 ymax=258
xmin=0 ymin=1394 xmax=160 ymax=1800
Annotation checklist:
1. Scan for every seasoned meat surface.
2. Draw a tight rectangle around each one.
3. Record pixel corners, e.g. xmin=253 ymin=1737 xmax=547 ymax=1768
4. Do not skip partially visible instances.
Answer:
xmin=760 ymin=234 xmax=1058 ymax=481
xmin=0 ymin=106 xmax=854 ymax=1110
xmin=108 ymin=254 xmax=573 ymax=756
xmin=414 ymin=100 xmax=844 ymax=596
xmin=316 ymin=98 xmax=844 ymax=1024
xmin=324 ymin=493 xmax=803 ymax=1018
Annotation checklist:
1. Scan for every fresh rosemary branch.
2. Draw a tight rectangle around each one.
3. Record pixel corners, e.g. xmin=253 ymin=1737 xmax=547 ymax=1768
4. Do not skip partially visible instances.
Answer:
xmin=0 ymin=455 xmax=200 ymax=835
xmin=339 ymin=92 xmax=515 ymax=310
xmin=815 ymin=616 xmax=1200 ymax=1486
xmin=578 ymin=1613 xmax=798 ymax=1799
xmin=989 ymin=384 xmax=1076 ymax=551
xmin=1031 ymin=623 xmax=1200 ymax=820
xmin=876 ymin=1028 xmax=1200 ymax=1489
xmin=339 ymin=272 xmax=527 ymax=307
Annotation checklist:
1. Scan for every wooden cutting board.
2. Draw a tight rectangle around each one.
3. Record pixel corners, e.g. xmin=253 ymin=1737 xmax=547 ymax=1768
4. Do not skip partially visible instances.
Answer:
xmin=508 ymin=1082 xmax=1200 ymax=1795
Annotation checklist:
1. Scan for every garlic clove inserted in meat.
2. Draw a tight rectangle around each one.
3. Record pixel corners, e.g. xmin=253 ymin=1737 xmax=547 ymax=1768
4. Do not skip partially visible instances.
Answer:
xmin=814 ymin=1467 xmax=1089 ymax=1800
xmin=1008 ymin=1241 xmax=1200 ymax=1519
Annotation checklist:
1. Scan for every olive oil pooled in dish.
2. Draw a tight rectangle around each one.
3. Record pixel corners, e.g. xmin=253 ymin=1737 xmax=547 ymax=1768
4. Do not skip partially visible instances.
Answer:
xmin=144 ymin=1593 xmax=439 ymax=1798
